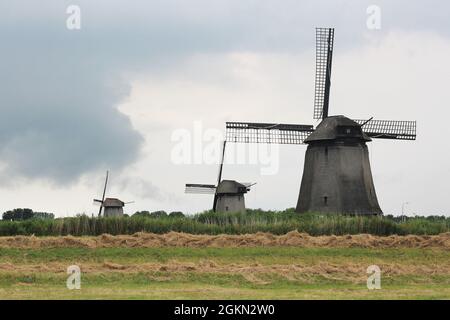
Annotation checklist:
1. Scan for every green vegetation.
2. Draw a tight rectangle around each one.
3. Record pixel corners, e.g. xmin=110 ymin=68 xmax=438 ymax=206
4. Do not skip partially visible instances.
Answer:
xmin=0 ymin=209 xmax=448 ymax=236
xmin=2 ymin=208 xmax=54 ymax=221
xmin=0 ymin=246 xmax=448 ymax=299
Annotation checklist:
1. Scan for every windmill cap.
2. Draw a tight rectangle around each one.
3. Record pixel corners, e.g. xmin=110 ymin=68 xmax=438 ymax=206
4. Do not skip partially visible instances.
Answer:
xmin=102 ymin=198 xmax=125 ymax=208
xmin=305 ymin=115 xmax=371 ymax=143
xmin=216 ymin=180 xmax=249 ymax=195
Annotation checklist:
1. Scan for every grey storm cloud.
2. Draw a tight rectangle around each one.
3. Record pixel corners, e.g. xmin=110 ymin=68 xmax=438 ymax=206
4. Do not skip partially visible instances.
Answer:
xmin=0 ymin=33 xmax=143 ymax=183
xmin=0 ymin=0 xmax=448 ymax=184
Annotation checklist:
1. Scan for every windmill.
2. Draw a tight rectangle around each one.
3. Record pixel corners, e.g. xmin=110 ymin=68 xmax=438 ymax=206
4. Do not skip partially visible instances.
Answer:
xmin=225 ymin=28 xmax=416 ymax=215
xmin=93 ymin=171 xmax=134 ymax=217
xmin=185 ymin=141 xmax=255 ymax=213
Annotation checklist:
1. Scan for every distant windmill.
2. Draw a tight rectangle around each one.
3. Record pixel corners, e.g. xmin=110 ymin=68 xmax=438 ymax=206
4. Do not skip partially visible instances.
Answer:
xmin=225 ymin=28 xmax=417 ymax=215
xmin=93 ymin=171 xmax=134 ymax=217
xmin=185 ymin=141 xmax=256 ymax=213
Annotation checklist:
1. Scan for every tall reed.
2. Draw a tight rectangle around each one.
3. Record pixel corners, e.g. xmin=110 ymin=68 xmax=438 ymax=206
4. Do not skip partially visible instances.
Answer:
xmin=0 ymin=210 xmax=448 ymax=236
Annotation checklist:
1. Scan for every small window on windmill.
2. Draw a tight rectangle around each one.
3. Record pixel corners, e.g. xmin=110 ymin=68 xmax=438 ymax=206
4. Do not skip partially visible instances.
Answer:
xmin=225 ymin=206 xmax=229 ymax=211
xmin=323 ymin=196 xmax=328 ymax=206
xmin=338 ymin=126 xmax=353 ymax=135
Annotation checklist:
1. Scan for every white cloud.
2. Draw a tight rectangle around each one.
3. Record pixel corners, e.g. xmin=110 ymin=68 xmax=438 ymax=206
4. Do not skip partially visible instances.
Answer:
xmin=115 ymin=31 xmax=450 ymax=215
xmin=1 ymin=1 xmax=450 ymax=216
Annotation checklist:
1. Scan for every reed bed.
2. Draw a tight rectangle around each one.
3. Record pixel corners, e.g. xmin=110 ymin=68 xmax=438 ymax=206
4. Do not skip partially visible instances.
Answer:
xmin=0 ymin=209 xmax=448 ymax=236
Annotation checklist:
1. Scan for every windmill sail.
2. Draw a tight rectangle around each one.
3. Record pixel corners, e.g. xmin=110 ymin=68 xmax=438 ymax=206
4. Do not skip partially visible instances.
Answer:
xmin=226 ymin=122 xmax=314 ymax=144
xmin=216 ymin=141 xmax=226 ymax=186
xmin=185 ymin=184 xmax=217 ymax=194
xmin=213 ymin=141 xmax=227 ymax=211
xmin=98 ymin=170 xmax=109 ymax=216
xmin=241 ymin=182 xmax=256 ymax=191
xmin=241 ymin=182 xmax=256 ymax=188
xmin=354 ymin=119 xmax=416 ymax=140
xmin=314 ymin=28 xmax=334 ymax=120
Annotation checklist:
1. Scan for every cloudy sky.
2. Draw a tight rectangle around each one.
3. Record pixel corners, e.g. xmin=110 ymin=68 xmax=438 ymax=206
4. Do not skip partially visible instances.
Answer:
xmin=0 ymin=0 xmax=449 ymax=216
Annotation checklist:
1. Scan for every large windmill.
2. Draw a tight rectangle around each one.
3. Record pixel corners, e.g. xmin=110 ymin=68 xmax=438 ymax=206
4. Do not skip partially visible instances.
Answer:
xmin=185 ymin=141 xmax=255 ymax=213
xmin=225 ymin=28 xmax=416 ymax=215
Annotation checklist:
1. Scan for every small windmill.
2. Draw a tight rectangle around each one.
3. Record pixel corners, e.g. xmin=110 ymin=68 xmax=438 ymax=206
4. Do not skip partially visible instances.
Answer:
xmin=185 ymin=141 xmax=255 ymax=213
xmin=93 ymin=171 xmax=134 ymax=217
xmin=225 ymin=28 xmax=417 ymax=215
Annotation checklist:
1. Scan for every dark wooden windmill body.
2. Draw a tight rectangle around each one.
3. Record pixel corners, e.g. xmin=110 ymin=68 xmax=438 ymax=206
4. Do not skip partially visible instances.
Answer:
xmin=185 ymin=141 xmax=255 ymax=213
xmin=93 ymin=171 xmax=133 ymax=217
xmin=225 ymin=28 xmax=416 ymax=215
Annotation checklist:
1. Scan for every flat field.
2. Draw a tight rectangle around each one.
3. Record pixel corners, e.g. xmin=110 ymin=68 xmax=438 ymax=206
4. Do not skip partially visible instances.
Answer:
xmin=0 ymin=232 xmax=448 ymax=299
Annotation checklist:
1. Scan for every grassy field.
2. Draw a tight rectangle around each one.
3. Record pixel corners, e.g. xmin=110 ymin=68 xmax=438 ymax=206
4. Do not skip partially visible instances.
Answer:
xmin=0 ymin=244 xmax=448 ymax=299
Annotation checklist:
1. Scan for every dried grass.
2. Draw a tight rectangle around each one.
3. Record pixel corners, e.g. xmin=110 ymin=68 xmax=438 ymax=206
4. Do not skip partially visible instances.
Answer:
xmin=0 ymin=231 xmax=449 ymax=249
xmin=1 ymin=260 xmax=448 ymax=284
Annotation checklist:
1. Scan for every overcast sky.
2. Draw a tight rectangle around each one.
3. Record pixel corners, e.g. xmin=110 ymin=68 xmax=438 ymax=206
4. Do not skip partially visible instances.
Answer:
xmin=0 ymin=1 xmax=449 ymax=216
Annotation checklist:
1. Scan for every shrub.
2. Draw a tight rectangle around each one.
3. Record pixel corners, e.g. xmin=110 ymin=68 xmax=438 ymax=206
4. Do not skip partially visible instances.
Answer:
xmin=132 ymin=211 xmax=151 ymax=218
xmin=150 ymin=211 xmax=167 ymax=218
xmin=169 ymin=211 xmax=185 ymax=218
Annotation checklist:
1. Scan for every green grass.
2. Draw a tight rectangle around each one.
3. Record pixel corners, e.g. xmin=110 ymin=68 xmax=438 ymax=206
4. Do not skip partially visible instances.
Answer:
xmin=0 ymin=210 xmax=448 ymax=236
xmin=0 ymin=246 xmax=448 ymax=299
xmin=0 ymin=247 xmax=448 ymax=264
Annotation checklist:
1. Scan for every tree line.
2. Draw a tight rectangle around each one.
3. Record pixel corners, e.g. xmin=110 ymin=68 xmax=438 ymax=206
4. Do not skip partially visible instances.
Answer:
xmin=1 ymin=209 xmax=185 ymax=221
xmin=2 ymin=208 xmax=55 ymax=221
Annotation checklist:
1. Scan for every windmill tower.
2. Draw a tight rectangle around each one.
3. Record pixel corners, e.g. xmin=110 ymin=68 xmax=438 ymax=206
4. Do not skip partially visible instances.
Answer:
xmin=185 ymin=141 xmax=255 ymax=213
xmin=225 ymin=28 xmax=416 ymax=215
xmin=93 ymin=171 xmax=133 ymax=217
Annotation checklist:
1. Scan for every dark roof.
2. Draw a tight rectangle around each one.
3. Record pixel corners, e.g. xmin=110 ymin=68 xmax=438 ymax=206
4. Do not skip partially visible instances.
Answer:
xmin=102 ymin=198 xmax=125 ymax=208
xmin=216 ymin=180 xmax=248 ymax=195
xmin=305 ymin=115 xmax=371 ymax=143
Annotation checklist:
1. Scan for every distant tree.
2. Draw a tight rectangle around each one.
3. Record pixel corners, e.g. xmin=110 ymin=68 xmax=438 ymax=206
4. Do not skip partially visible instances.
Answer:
xmin=2 ymin=211 xmax=14 ymax=221
xmin=33 ymin=212 xmax=55 ymax=220
xmin=169 ymin=211 xmax=185 ymax=218
xmin=132 ymin=211 xmax=171 ymax=218
xmin=426 ymin=215 xmax=446 ymax=221
xmin=133 ymin=211 xmax=151 ymax=218
xmin=150 ymin=210 xmax=167 ymax=218
xmin=2 ymin=208 xmax=34 ymax=221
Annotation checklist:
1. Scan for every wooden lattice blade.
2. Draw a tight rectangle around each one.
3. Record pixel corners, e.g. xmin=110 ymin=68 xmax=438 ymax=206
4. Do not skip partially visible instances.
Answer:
xmin=353 ymin=119 xmax=417 ymax=140
xmin=185 ymin=184 xmax=216 ymax=194
xmin=226 ymin=122 xmax=314 ymax=144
